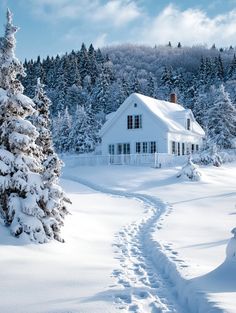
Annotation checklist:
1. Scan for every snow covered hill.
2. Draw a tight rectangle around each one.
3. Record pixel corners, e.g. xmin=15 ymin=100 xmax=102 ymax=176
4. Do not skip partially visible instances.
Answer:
xmin=0 ymin=158 xmax=235 ymax=313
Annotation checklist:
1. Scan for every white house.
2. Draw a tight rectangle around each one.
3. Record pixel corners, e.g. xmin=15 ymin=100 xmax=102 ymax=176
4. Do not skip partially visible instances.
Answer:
xmin=100 ymin=93 xmax=205 ymax=156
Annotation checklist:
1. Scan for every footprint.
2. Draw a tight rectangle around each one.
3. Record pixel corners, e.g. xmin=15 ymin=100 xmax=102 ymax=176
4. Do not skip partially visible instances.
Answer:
xmin=149 ymin=301 xmax=163 ymax=313
xmin=136 ymin=290 xmax=151 ymax=299
xmin=115 ymin=293 xmax=132 ymax=304
xmin=129 ymin=304 xmax=139 ymax=312
xmin=118 ymin=278 xmax=131 ymax=287
xmin=112 ymin=269 xmax=122 ymax=276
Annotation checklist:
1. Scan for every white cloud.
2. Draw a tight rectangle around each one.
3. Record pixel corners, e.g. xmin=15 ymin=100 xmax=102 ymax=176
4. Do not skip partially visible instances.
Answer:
xmin=26 ymin=0 xmax=98 ymax=20
xmin=139 ymin=4 xmax=236 ymax=47
xmin=26 ymin=0 xmax=142 ymax=26
xmin=93 ymin=33 xmax=108 ymax=48
xmin=92 ymin=0 xmax=142 ymax=27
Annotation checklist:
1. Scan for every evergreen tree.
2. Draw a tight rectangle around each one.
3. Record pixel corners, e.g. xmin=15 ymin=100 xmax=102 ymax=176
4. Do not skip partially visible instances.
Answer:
xmin=213 ymin=55 xmax=224 ymax=83
xmin=33 ymin=78 xmax=70 ymax=242
xmin=91 ymin=68 xmax=110 ymax=115
xmin=160 ymin=66 xmax=173 ymax=91
xmin=32 ymin=78 xmax=52 ymax=155
xmin=79 ymin=43 xmax=90 ymax=83
xmin=0 ymin=10 xmax=67 ymax=243
xmin=207 ymin=84 xmax=236 ymax=149
xmin=131 ymin=72 xmax=141 ymax=93
xmin=146 ymin=73 xmax=155 ymax=97
xmin=228 ymin=54 xmax=236 ymax=79
xmin=70 ymin=104 xmax=100 ymax=153
xmin=197 ymin=56 xmax=206 ymax=88
xmin=95 ymin=48 xmax=104 ymax=64
xmin=87 ymin=44 xmax=99 ymax=85
xmin=57 ymin=106 xmax=72 ymax=152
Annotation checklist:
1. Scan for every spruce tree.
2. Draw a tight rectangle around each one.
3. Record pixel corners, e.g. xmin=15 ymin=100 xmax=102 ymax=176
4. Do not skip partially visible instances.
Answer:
xmin=58 ymin=106 xmax=72 ymax=152
xmin=228 ymin=54 xmax=236 ymax=79
xmin=0 ymin=10 xmax=68 ymax=243
xmin=33 ymin=78 xmax=70 ymax=242
xmin=146 ymin=73 xmax=155 ymax=97
xmin=70 ymin=104 xmax=100 ymax=153
xmin=207 ymin=84 xmax=236 ymax=149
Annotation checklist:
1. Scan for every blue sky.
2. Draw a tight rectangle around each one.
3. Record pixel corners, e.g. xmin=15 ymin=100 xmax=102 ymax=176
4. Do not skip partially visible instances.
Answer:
xmin=1 ymin=0 xmax=236 ymax=60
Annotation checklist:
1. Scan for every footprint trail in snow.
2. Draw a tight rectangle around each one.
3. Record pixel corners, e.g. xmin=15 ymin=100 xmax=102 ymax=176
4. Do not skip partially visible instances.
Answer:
xmin=111 ymin=200 xmax=183 ymax=313
xmin=63 ymin=175 xmax=186 ymax=313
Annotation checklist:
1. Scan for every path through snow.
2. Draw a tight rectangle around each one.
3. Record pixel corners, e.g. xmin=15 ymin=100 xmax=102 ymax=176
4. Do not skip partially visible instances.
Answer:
xmin=63 ymin=174 xmax=186 ymax=313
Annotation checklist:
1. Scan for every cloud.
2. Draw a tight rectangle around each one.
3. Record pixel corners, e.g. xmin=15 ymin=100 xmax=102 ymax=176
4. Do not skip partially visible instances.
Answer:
xmin=93 ymin=33 xmax=108 ymax=48
xmin=138 ymin=4 xmax=236 ymax=47
xmin=92 ymin=0 xmax=142 ymax=27
xmin=26 ymin=0 xmax=97 ymax=20
xmin=26 ymin=0 xmax=142 ymax=27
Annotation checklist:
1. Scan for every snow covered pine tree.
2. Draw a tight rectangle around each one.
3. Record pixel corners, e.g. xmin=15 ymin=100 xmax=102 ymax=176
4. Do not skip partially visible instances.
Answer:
xmin=0 ymin=10 xmax=69 ymax=243
xmin=177 ymin=156 xmax=201 ymax=181
xmin=33 ymin=78 xmax=71 ymax=242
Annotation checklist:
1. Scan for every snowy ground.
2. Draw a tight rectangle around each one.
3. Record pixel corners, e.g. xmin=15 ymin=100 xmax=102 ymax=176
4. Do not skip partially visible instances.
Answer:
xmin=0 ymin=179 xmax=146 ymax=313
xmin=0 ymin=158 xmax=235 ymax=313
xmin=63 ymin=157 xmax=236 ymax=313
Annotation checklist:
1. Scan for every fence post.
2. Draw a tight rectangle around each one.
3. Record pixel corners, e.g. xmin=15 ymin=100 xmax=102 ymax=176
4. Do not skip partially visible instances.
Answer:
xmin=154 ymin=152 xmax=158 ymax=168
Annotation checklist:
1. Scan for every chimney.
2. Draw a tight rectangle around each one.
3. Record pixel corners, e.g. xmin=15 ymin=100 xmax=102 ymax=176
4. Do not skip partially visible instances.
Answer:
xmin=170 ymin=93 xmax=177 ymax=103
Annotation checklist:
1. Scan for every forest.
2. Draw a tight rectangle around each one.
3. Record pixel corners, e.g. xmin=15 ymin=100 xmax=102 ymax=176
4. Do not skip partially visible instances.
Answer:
xmin=22 ymin=42 xmax=236 ymax=153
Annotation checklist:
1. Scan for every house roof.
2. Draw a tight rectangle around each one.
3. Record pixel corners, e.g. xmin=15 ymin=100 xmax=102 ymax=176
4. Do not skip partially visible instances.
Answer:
xmin=100 ymin=93 xmax=205 ymax=137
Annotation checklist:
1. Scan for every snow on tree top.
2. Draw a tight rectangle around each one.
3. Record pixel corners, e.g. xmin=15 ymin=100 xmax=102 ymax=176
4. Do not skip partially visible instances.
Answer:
xmin=101 ymin=93 xmax=205 ymax=137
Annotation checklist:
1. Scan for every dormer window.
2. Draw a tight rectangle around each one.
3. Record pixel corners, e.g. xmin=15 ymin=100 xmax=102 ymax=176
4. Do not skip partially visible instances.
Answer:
xmin=187 ymin=118 xmax=191 ymax=130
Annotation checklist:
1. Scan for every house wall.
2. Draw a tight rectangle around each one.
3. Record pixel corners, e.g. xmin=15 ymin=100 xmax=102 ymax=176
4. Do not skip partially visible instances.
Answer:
xmin=101 ymin=100 xmax=168 ymax=155
xmin=168 ymin=132 xmax=203 ymax=154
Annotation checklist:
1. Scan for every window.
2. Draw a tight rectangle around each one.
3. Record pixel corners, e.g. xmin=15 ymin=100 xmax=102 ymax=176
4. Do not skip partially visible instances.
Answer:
xmin=117 ymin=144 xmax=122 ymax=154
xmin=150 ymin=141 xmax=156 ymax=153
xmin=134 ymin=103 xmax=137 ymax=108
xmin=177 ymin=142 xmax=180 ymax=156
xmin=182 ymin=143 xmax=185 ymax=155
xmin=142 ymin=142 xmax=148 ymax=153
xmin=117 ymin=143 xmax=130 ymax=154
xmin=135 ymin=141 xmax=157 ymax=154
xmin=127 ymin=115 xmax=133 ymax=129
xmin=123 ymin=143 xmax=130 ymax=154
xmin=134 ymin=115 xmax=142 ymax=129
xmin=136 ymin=142 xmax=141 ymax=153
xmin=127 ymin=114 xmax=142 ymax=129
xmin=108 ymin=144 xmax=115 ymax=155
xmin=187 ymin=118 xmax=191 ymax=130
xmin=171 ymin=141 xmax=176 ymax=154
xmin=191 ymin=144 xmax=195 ymax=153
xmin=196 ymin=144 xmax=199 ymax=151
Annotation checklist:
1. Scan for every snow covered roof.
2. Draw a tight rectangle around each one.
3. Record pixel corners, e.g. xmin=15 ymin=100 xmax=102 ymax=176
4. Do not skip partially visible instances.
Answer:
xmin=100 ymin=93 xmax=205 ymax=137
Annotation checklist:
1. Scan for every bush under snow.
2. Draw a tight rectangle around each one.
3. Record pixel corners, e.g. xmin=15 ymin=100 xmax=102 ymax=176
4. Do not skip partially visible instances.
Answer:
xmin=177 ymin=157 xmax=201 ymax=181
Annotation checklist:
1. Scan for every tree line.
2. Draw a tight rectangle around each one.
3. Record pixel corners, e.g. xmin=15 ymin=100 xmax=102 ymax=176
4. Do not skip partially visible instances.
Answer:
xmin=22 ymin=40 xmax=236 ymax=152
